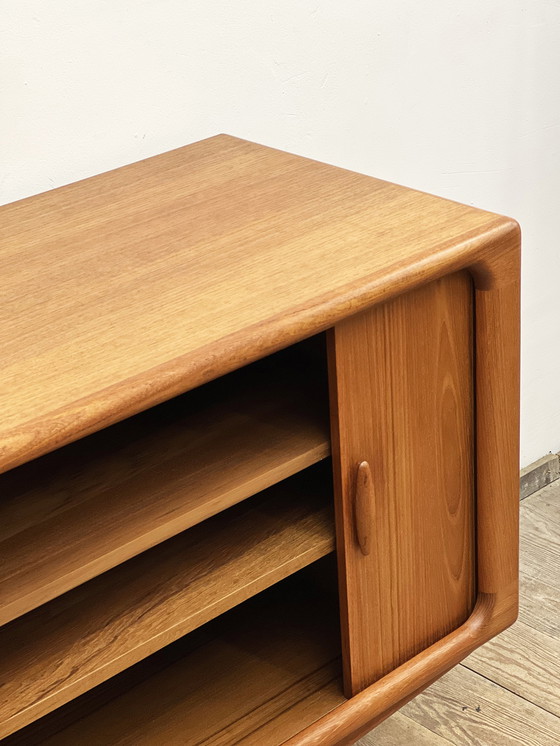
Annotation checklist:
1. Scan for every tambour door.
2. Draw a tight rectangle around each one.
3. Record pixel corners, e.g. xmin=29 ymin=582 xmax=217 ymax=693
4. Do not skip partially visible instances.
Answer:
xmin=328 ymin=271 xmax=476 ymax=697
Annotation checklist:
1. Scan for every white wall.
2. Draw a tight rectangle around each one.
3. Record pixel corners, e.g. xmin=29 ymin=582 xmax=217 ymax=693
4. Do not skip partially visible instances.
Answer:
xmin=2 ymin=1 xmax=559 ymax=466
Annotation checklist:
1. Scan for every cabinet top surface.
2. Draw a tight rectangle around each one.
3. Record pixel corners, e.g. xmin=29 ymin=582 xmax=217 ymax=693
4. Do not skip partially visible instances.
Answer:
xmin=1 ymin=134 xmax=514 ymax=471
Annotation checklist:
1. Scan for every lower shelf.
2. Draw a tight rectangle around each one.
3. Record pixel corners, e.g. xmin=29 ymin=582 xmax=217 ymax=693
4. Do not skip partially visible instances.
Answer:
xmin=7 ymin=562 xmax=345 ymax=746
xmin=0 ymin=468 xmax=334 ymax=738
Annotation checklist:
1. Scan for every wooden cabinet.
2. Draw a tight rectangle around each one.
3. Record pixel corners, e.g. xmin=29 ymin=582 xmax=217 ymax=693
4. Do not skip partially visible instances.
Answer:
xmin=0 ymin=135 xmax=520 ymax=745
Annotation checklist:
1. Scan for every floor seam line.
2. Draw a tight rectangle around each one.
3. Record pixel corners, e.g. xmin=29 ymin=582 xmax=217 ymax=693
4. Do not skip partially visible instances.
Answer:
xmin=459 ymin=662 xmax=560 ymax=720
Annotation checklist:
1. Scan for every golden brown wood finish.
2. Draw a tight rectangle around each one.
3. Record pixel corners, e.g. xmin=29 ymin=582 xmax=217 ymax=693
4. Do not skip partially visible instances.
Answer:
xmin=0 ymin=474 xmax=334 ymax=738
xmin=0 ymin=135 xmax=520 ymax=744
xmin=353 ymin=462 xmax=374 ymax=557
xmin=328 ymin=271 xmax=476 ymax=697
xmin=0 ymin=348 xmax=329 ymax=624
xmin=285 ymin=230 xmax=520 ymax=746
xmin=0 ymin=135 xmax=516 ymax=473
xmin=10 ymin=567 xmax=344 ymax=746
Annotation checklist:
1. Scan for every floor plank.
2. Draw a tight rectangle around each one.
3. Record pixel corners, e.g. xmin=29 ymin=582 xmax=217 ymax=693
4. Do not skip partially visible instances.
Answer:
xmin=463 ymin=620 xmax=560 ymax=717
xmin=523 ymin=480 xmax=560 ymax=525
xmin=519 ymin=511 xmax=560 ymax=590
xmin=398 ymin=666 xmax=560 ymax=745
xmin=357 ymin=712 xmax=452 ymax=744
xmin=519 ymin=573 xmax=560 ymax=638
xmin=521 ymin=501 xmax=560 ymax=558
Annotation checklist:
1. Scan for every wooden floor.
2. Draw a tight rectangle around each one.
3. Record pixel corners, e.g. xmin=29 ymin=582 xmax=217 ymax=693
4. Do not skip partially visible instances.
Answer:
xmin=358 ymin=480 xmax=560 ymax=745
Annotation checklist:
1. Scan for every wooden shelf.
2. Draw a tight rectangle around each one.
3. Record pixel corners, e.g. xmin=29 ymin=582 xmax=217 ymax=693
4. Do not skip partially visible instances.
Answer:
xmin=0 ymin=468 xmax=334 ymax=739
xmin=0 ymin=341 xmax=329 ymax=625
xmin=7 ymin=564 xmax=345 ymax=746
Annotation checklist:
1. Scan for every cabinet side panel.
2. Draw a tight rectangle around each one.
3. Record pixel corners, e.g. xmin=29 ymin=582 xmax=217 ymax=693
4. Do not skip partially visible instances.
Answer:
xmin=328 ymin=271 xmax=475 ymax=697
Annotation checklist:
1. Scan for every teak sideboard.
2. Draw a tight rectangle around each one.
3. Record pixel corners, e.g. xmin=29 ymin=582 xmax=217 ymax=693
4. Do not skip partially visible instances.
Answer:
xmin=0 ymin=135 xmax=520 ymax=745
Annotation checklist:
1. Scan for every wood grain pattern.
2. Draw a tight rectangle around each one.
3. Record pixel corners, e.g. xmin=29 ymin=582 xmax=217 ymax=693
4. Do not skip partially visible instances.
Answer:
xmin=518 ymin=485 xmax=560 ymax=637
xmin=519 ymin=574 xmax=560 ymax=637
xmin=25 ymin=568 xmax=345 ymax=746
xmin=353 ymin=462 xmax=374 ymax=556
xmin=0 ymin=345 xmax=329 ymax=624
xmin=328 ymin=271 xmax=476 ymax=696
xmin=401 ymin=664 xmax=560 ymax=746
xmin=0 ymin=134 xmax=517 ymax=473
xmin=0 ymin=138 xmax=521 ymax=744
xmin=463 ymin=621 xmax=560 ymax=717
xmin=523 ymin=480 xmax=560 ymax=523
xmin=520 ymin=513 xmax=560 ymax=590
xmin=285 ymin=231 xmax=520 ymax=746
xmin=519 ymin=488 xmax=560 ymax=640
xmin=520 ymin=501 xmax=560 ymax=557
xmin=0 ymin=473 xmax=334 ymax=738
xmin=471 ymin=238 xmax=520 ymax=608
xmin=357 ymin=713 xmax=453 ymax=745
xmin=5 ymin=229 xmax=517 ymax=746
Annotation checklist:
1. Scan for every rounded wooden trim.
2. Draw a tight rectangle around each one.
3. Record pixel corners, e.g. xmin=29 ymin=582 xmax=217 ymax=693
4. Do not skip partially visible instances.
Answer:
xmin=0 ymin=219 xmax=518 ymax=476
xmin=283 ymin=591 xmax=517 ymax=746
xmin=285 ymin=234 xmax=520 ymax=746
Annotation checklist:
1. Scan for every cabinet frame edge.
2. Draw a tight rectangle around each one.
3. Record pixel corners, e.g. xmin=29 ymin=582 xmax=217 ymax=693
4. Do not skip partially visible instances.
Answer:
xmin=283 ymin=223 xmax=521 ymax=746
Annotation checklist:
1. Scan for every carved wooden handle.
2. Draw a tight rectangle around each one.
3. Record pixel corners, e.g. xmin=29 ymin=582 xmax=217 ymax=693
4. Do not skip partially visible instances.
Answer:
xmin=354 ymin=461 xmax=374 ymax=556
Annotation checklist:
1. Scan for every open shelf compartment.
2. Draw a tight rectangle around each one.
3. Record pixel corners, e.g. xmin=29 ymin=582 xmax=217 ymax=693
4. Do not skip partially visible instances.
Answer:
xmin=0 ymin=336 xmax=330 ymax=626
xmin=0 ymin=462 xmax=334 ymax=738
xmin=4 ymin=560 xmax=345 ymax=746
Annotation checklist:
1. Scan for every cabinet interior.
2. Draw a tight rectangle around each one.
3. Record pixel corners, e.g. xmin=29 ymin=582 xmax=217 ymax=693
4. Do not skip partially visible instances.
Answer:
xmin=0 ymin=334 xmax=344 ymax=743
